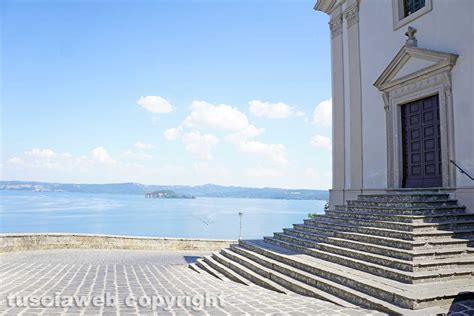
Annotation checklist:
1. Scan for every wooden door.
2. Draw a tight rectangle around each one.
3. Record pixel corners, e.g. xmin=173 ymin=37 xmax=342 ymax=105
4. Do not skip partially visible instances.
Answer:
xmin=401 ymin=95 xmax=442 ymax=188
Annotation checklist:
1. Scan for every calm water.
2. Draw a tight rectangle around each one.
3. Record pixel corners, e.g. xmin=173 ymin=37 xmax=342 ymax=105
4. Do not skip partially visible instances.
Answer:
xmin=0 ymin=191 xmax=326 ymax=240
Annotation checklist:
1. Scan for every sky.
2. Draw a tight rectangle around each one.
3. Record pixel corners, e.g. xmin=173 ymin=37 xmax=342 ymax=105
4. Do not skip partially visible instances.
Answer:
xmin=1 ymin=0 xmax=332 ymax=189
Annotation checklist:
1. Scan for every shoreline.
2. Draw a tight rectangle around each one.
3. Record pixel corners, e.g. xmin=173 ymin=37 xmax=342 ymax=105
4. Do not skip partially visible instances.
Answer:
xmin=0 ymin=189 xmax=327 ymax=201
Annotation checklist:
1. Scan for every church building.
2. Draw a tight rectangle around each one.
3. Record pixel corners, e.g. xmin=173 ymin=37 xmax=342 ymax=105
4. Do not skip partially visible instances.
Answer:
xmin=315 ymin=0 xmax=473 ymax=211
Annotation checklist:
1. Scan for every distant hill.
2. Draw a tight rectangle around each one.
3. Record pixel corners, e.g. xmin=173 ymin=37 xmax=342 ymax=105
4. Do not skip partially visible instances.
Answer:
xmin=0 ymin=181 xmax=329 ymax=201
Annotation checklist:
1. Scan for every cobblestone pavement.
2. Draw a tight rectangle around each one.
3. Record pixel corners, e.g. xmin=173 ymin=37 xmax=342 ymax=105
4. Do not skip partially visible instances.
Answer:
xmin=0 ymin=249 xmax=386 ymax=316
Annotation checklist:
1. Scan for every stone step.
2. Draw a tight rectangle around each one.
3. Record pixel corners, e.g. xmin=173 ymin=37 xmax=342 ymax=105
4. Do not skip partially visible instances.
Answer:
xmin=265 ymin=235 xmax=474 ymax=284
xmin=225 ymin=246 xmax=361 ymax=309
xmin=282 ymin=227 xmax=474 ymax=261
xmin=196 ymin=258 xmax=229 ymax=281
xmin=218 ymin=248 xmax=359 ymax=307
xmin=228 ymin=243 xmax=406 ymax=313
xmin=239 ymin=240 xmax=473 ymax=312
xmin=190 ymin=191 xmax=474 ymax=314
xmin=347 ymin=199 xmax=459 ymax=208
xmin=294 ymin=224 xmax=471 ymax=250
xmin=357 ymin=193 xmax=450 ymax=202
xmin=203 ymin=255 xmax=251 ymax=286
xmin=314 ymin=214 xmax=474 ymax=232
xmin=335 ymin=205 xmax=466 ymax=216
xmin=274 ymin=232 xmax=474 ymax=273
xmin=326 ymin=209 xmax=474 ymax=224
xmin=212 ymin=251 xmax=287 ymax=293
xmin=188 ymin=263 xmax=203 ymax=274
xmin=302 ymin=218 xmax=474 ymax=240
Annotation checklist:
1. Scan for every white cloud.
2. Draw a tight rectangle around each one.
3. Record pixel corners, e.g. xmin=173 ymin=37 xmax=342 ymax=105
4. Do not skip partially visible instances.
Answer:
xmin=237 ymin=141 xmax=287 ymax=165
xmin=225 ymin=124 xmax=265 ymax=143
xmin=4 ymin=147 xmax=190 ymax=185
xmin=134 ymin=141 xmax=154 ymax=150
xmin=182 ymin=131 xmax=219 ymax=160
xmin=10 ymin=149 xmax=74 ymax=171
xmin=310 ymin=134 xmax=332 ymax=150
xmin=246 ymin=166 xmax=283 ymax=177
xmin=164 ymin=127 xmax=182 ymax=141
xmin=169 ymin=100 xmax=271 ymax=162
xmin=25 ymin=148 xmax=57 ymax=159
xmin=248 ymin=100 xmax=296 ymax=119
xmin=193 ymin=162 xmax=230 ymax=178
xmin=122 ymin=142 xmax=155 ymax=161
xmin=183 ymin=100 xmax=249 ymax=132
xmin=305 ymin=167 xmax=317 ymax=177
xmin=313 ymin=98 xmax=332 ymax=127
xmin=7 ymin=150 xmax=75 ymax=173
xmin=304 ymin=167 xmax=332 ymax=188
xmin=136 ymin=96 xmax=173 ymax=114
xmin=5 ymin=146 xmax=117 ymax=179
xmin=92 ymin=147 xmax=115 ymax=164
xmin=124 ymin=151 xmax=152 ymax=161
xmin=7 ymin=157 xmax=25 ymax=165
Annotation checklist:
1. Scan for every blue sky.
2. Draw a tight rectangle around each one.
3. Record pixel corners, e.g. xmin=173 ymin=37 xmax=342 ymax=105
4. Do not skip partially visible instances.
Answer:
xmin=1 ymin=0 xmax=332 ymax=189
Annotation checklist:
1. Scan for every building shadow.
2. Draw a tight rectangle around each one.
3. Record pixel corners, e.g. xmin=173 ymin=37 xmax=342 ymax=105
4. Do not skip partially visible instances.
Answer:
xmin=183 ymin=255 xmax=202 ymax=264
xmin=447 ymin=292 xmax=474 ymax=315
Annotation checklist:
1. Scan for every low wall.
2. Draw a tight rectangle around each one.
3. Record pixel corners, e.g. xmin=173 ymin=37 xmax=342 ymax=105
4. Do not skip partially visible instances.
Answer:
xmin=0 ymin=233 xmax=236 ymax=253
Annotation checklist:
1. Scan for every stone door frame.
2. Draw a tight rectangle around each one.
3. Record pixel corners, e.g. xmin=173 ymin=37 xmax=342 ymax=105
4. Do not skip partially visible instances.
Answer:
xmin=374 ymin=46 xmax=458 ymax=189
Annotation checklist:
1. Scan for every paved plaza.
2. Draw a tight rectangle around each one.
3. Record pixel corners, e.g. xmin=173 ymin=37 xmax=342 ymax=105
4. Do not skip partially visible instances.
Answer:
xmin=0 ymin=249 xmax=385 ymax=315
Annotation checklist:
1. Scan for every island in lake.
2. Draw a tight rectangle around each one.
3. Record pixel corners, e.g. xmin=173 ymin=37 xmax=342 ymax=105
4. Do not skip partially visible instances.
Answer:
xmin=145 ymin=190 xmax=196 ymax=199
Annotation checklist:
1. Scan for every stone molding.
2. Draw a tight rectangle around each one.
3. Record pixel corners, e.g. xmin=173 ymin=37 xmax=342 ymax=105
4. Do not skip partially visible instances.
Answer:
xmin=344 ymin=3 xmax=359 ymax=28
xmin=0 ymin=233 xmax=236 ymax=253
xmin=329 ymin=14 xmax=343 ymax=39
xmin=392 ymin=0 xmax=433 ymax=30
xmin=314 ymin=0 xmax=339 ymax=15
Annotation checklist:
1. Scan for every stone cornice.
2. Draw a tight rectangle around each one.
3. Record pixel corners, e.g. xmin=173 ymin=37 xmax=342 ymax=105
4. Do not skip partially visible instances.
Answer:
xmin=343 ymin=3 xmax=359 ymax=28
xmin=314 ymin=0 xmax=339 ymax=14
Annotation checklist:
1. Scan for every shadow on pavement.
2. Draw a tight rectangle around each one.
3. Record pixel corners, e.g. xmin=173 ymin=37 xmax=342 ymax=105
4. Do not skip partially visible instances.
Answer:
xmin=183 ymin=255 xmax=202 ymax=263
xmin=447 ymin=292 xmax=474 ymax=315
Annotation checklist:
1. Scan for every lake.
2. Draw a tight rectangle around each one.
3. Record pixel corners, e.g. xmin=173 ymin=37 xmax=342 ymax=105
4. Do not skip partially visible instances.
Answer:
xmin=0 ymin=191 xmax=326 ymax=240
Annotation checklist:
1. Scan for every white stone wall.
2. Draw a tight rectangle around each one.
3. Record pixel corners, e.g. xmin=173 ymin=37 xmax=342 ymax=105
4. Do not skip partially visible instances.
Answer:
xmin=358 ymin=0 xmax=474 ymax=191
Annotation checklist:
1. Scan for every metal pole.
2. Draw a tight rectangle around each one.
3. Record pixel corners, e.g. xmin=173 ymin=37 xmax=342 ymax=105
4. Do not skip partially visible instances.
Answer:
xmin=238 ymin=211 xmax=243 ymax=240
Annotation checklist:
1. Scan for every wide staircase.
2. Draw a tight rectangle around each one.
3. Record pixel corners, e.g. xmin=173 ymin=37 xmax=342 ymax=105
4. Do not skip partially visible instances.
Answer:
xmin=189 ymin=192 xmax=474 ymax=314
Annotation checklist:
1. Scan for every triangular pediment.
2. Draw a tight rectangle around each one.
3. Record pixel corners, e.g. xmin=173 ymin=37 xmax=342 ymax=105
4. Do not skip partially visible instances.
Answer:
xmin=392 ymin=58 xmax=437 ymax=80
xmin=374 ymin=46 xmax=458 ymax=91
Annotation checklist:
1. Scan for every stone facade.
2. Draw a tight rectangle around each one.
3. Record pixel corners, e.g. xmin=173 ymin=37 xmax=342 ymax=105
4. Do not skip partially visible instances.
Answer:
xmin=314 ymin=0 xmax=474 ymax=211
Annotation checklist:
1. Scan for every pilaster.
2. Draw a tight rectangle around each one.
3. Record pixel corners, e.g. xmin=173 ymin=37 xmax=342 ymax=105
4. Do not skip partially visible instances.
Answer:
xmin=344 ymin=2 xmax=363 ymax=191
xmin=329 ymin=7 xmax=346 ymax=198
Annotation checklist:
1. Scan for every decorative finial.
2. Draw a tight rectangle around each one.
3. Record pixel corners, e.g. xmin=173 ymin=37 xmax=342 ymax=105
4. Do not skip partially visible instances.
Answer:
xmin=405 ymin=26 xmax=417 ymax=47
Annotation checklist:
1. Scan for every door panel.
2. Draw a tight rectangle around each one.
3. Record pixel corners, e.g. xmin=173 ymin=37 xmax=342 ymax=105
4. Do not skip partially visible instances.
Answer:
xmin=401 ymin=95 xmax=442 ymax=188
